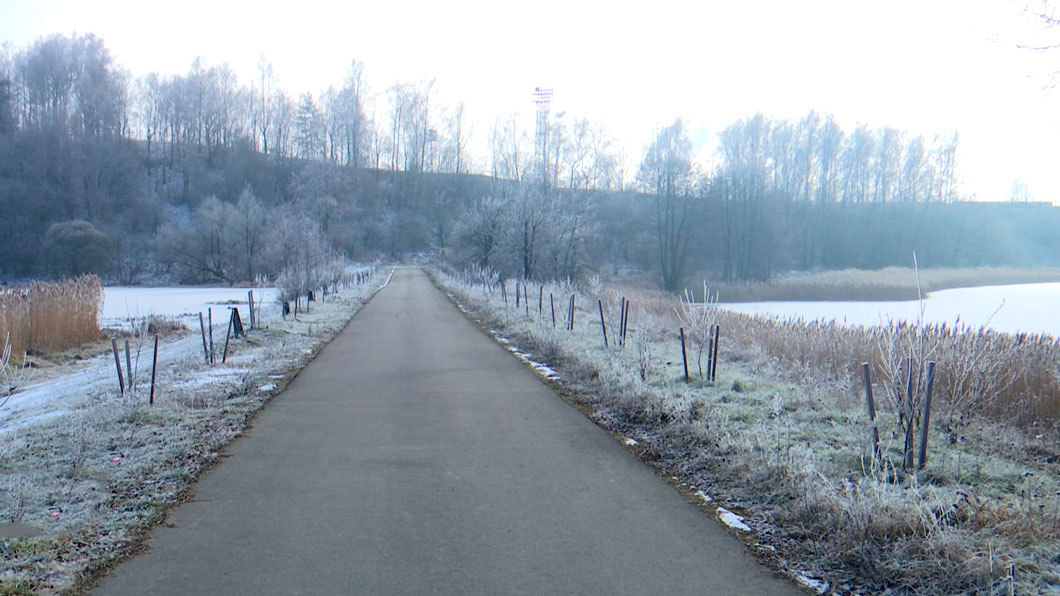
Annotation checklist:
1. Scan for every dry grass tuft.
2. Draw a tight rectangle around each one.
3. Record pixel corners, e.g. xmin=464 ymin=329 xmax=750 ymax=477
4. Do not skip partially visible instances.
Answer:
xmin=0 ymin=275 xmax=103 ymax=358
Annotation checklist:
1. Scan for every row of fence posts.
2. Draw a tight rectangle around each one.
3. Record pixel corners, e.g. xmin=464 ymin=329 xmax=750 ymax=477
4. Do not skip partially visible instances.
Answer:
xmin=495 ymin=279 xmax=721 ymax=383
xmin=492 ymin=278 xmax=942 ymax=473
xmin=110 ymin=335 xmax=159 ymax=405
xmin=281 ymin=269 xmax=373 ymax=319
xmin=678 ymin=324 xmax=720 ymax=383
xmin=861 ymin=358 xmax=937 ymax=471
xmin=112 ymin=289 xmax=263 ymax=404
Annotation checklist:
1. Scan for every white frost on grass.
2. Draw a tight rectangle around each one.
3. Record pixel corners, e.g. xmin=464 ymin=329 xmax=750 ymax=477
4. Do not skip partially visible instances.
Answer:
xmin=0 ymin=269 xmax=392 ymax=593
xmin=695 ymin=490 xmax=712 ymax=502
xmin=624 ymin=437 xmax=638 ymax=446
xmin=174 ymin=367 xmax=250 ymax=389
xmin=716 ymin=507 xmax=752 ymax=532
xmin=795 ymin=574 xmax=830 ymax=594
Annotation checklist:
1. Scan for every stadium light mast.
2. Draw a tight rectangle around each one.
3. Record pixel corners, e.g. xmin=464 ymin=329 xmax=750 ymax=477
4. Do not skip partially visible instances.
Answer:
xmin=533 ymin=87 xmax=553 ymax=190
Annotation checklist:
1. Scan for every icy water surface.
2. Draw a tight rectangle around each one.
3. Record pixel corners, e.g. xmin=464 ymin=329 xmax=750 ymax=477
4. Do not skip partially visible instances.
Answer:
xmin=721 ymin=282 xmax=1060 ymax=336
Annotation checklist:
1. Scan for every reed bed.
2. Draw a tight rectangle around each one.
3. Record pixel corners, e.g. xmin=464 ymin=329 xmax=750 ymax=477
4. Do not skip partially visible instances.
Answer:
xmin=0 ymin=275 xmax=103 ymax=358
xmin=715 ymin=311 xmax=1060 ymax=429
xmin=713 ymin=266 xmax=1060 ymax=302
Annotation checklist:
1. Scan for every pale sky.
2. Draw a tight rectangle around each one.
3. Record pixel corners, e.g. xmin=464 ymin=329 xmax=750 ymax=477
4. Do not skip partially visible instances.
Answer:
xmin=2 ymin=0 xmax=1058 ymax=201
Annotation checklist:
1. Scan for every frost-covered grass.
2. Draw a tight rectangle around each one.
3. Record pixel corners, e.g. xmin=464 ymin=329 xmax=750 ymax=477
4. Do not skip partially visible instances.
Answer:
xmin=432 ymin=267 xmax=1060 ymax=595
xmin=0 ymin=268 xmax=388 ymax=595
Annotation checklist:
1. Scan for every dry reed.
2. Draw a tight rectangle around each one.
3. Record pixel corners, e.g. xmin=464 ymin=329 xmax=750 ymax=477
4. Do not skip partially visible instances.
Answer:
xmin=713 ymin=266 xmax=1060 ymax=303
xmin=0 ymin=275 xmax=103 ymax=358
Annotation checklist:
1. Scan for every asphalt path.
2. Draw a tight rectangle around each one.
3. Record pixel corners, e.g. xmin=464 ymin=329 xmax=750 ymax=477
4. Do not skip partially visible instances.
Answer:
xmin=93 ymin=268 xmax=803 ymax=596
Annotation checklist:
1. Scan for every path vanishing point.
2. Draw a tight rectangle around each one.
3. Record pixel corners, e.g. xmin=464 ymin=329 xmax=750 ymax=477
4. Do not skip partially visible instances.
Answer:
xmin=92 ymin=268 xmax=804 ymax=596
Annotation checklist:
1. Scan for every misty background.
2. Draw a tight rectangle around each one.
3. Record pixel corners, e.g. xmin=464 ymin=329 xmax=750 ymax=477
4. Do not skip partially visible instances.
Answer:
xmin=1 ymin=1 xmax=1059 ymax=290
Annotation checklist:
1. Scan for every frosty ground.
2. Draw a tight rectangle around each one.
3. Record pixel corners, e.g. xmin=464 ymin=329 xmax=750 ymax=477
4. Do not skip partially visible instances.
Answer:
xmin=0 ymin=271 xmax=389 ymax=595
xmin=433 ymin=268 xmax=1060 ymax=595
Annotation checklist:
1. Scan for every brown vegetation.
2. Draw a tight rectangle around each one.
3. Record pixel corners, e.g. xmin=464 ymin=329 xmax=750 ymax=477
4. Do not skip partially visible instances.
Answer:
xmin=0 ymin=275 xmax=103 ymax=358
xmin=712 ymin=266 xmax=1060 ymax=302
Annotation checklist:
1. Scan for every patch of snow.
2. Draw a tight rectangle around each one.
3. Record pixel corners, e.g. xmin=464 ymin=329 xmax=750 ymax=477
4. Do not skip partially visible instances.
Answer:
xmin=716 ymin=507 xmax=752 ymax=532
xmin=695 ymin=490 xmax=712 ymax=502
xmin=795 ymin=574 xmax=829 ymax=594
xmin=624 ymin=437 xmax=638 ymax=446
xmin=258 ymin=384 xmax=276 ymax=392
xmin=531 ymin=362 xmax=560 ymax=380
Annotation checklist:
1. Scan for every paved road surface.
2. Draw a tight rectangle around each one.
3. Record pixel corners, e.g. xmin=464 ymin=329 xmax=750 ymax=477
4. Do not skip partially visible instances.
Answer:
xmin=93 ymin=268 xmax=803 ymax=596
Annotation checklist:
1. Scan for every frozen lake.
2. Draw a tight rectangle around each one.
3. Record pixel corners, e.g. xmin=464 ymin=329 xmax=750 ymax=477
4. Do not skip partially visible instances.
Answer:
xmin=721 ymin=282 xmax=1060 ymax=337
xmin=102 ymin=286 xmax=278 ymax=327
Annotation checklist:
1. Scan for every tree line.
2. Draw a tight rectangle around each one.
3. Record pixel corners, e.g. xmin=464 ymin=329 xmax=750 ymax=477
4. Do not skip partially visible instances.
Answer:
xmin=0 ymin=32 xmax=1056 ymax=291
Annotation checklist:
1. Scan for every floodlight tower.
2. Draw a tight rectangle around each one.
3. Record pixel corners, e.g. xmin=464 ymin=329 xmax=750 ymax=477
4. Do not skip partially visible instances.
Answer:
xmin=533 ymin=87 xmax=553 ymax=190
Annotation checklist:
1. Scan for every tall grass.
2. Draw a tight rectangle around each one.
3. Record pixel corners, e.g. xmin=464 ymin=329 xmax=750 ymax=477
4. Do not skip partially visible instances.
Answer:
xmin=711 ymin=312 xmax=1060 ymax=429
xmin=0 ymin=275 xmax=103 ymax=358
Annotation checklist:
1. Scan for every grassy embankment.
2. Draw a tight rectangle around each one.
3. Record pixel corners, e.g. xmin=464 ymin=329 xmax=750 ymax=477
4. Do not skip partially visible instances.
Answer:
xmin=0 ymin=269 xmax=386 ymax=595
xmin=434 ymin=266 xmax=1060 ymax=595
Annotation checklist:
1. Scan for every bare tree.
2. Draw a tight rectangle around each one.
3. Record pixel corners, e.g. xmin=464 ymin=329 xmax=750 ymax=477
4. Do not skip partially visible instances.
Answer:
xmin=256 ymin=56 xmax=275 ymax=154
xmin=637 ymin=119 xmax=695 ymax=291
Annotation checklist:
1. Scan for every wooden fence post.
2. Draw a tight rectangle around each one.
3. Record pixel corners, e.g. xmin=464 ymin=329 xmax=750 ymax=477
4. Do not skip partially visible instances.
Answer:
xmin=598 ymin=299 xmax=609 ymax=347
xmin=248 ymin=290 xmax=255 ymax=330
xmin=198 ymin=312 xmax=210 ymax=364
xmin=680 ymin=327 xmax=689 ymax=382
xmin=111 ymin=338 xmax=125 ymax=396
xmin=710 ymin=325 xmax=720 ymax=382
xmin=125 ymin=339 xmax=133 ymax=393
xmin=222 ymin=309 xmax=234 ymax=364
xmin=208 ymin=308 xmax=215 ymax=364
xmin=917 ymin=361 xmax=937 ymax=470
xmin=150 ymin=334 xmax=159 ymax=405
xmin=903 ymin=357 xmax=916 ymax=470
xmin=861 ymin=363 xmax=882 ymax=463
xmin=550 ymin=293 xmax=556 ymax=328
